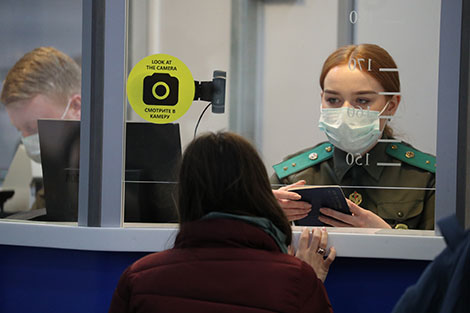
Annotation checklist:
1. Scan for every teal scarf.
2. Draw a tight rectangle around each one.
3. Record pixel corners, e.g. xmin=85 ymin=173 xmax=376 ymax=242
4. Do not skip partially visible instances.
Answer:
xmin=202 ymin=212 xmax=288 ymax=254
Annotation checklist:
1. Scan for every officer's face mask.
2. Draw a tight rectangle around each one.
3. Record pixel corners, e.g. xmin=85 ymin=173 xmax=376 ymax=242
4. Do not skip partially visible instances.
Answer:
xmin=21 ymin=98 xmax=72 ymax=163
xmin=318 ymin=101 xmax=390 ymax=155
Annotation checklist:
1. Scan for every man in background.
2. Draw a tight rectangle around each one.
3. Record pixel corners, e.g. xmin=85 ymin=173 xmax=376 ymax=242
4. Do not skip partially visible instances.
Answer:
xmin=0 ymin=46 xmax=81 ymax=210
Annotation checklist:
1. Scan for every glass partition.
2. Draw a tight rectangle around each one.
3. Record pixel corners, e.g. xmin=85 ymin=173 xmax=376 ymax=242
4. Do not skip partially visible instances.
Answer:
xmin=0 ymin=0 xmax=445 ymax=231
xmin=122 ymin=0 xmax=230 ymax=223
xmin=263 ymin=0 xmax=439 ymax=230
xmin=123 ymin=0 xmax=440 ymax=230
xmin=0 ymin=0 xmax=82 ymax=221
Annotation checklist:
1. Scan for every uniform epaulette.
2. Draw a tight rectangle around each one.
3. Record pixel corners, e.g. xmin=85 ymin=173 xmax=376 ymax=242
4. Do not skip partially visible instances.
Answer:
xmin=273 ymin=142 xmax=334 ymax=179
xmin=385 ymin=142 xmax=436 ymax=174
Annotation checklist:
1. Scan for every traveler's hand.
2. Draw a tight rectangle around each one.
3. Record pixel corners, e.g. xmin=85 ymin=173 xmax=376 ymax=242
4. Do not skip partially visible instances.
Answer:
xmin=318 ymin=199 xmax=392 ymax=228
xmin=292 ymin=227 xmax=336 ymax=283
xmin=273 ymin=180 xmax=312 ymax=221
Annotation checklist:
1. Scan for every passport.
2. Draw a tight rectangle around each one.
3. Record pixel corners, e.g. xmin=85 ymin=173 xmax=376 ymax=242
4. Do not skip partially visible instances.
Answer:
xmin=288 ymin=185 xmax=350 ymax=226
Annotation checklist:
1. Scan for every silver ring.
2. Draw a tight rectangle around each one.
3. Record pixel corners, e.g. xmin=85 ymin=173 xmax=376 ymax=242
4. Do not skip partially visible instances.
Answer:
xmin=316 ymin=247 xmax=326 ymax=255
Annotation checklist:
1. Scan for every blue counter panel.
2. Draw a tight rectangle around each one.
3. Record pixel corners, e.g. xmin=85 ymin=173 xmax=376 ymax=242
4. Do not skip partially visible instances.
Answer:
xmin=325 ymin=257 xmax=429 ymax=313
xmin=0 ymin=245 xmax=148 ymax=313
xmin=0 ymin=244 xmax=429 ymax=313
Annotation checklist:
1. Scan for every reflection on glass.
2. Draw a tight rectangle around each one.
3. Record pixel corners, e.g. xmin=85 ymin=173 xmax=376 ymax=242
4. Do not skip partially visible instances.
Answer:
xmin=0 ymin=0 xmax=82 ymax=222
xmin=1 ymin=48 xmax=81 ymax=221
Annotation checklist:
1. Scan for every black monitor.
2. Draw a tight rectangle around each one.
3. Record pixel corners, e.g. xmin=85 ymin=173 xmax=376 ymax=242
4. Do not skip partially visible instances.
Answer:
xmin=0 ymin=189 xmax=15 ymax=218
xmin=38 ymin=120 xmax=181 ymax=222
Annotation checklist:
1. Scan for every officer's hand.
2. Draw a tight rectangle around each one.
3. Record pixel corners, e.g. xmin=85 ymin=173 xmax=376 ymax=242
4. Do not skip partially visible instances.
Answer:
xmin=291 ymin=227 xmax=336 ymax=283
xmin=273 ymin=180 xmax=312 ymax=221
xmin=318 ymin=199 xmax=392 ymax=228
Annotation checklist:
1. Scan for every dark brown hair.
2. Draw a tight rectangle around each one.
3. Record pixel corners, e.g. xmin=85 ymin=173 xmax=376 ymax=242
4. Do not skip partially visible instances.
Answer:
xmin=320 ymin=44 xmax=400 ymax=137
xmin=177 ymin=131 xmax=292 ymax=245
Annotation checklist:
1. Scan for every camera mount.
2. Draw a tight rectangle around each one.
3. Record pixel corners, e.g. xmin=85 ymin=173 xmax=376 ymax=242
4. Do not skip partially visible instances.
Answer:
xmin=193 ymin=70 xmax=226 ymax=114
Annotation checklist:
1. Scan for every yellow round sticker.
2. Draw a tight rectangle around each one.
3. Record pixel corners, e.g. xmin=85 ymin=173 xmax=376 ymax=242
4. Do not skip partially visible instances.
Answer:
xmin=127 ymin=54 xmax=195 ymax=124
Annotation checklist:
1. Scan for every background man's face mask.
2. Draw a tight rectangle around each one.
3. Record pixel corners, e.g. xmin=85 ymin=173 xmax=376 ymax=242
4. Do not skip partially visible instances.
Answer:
xmin=318 ymin=102 xmax=390 ymax=155
xmin=20 ymin=98 xmax=72 ymax=163
xmin=21 ymin=133 xmax=41 ymax=163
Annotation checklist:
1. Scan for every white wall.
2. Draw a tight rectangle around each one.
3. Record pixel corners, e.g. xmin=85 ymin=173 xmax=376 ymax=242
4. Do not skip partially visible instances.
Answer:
xmin=261 ymin=0 xmax=339 ymax=173
xmin=138 ymin=0 xmax=340 ymax=166
xmin=355 ymin=0 xmax=440 ymax=155
xmin=139 ymin=0 xmax=231 ymax=150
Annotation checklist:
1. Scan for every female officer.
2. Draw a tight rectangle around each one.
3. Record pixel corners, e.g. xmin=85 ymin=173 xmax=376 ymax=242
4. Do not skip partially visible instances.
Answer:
xmin=272 ymin=44 xmax=435 ymax=230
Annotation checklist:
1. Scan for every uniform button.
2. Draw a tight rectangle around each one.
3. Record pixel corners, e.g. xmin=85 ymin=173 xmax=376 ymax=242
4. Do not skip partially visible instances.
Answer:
xmin=292 ymin=162 xmax=296 ymax=167
xmin=325 ymin=146 xmax=332 ymax=153
xmin=397 ymin=211 xmax=404 ymax=218
xmin=283 ymin=166 xmax=288 ymax=171
xmin=391 ymin=145 xmax=398 ymax=150
xmin=405 ymin=151 xmax=415 ymax=159
xmin=309 ymin=153 xmax=318 ymax=160
xmin=395 ymin=223 xmax=408 ymax=229
xmin=425 ymin=160 xmax=430 ymax=164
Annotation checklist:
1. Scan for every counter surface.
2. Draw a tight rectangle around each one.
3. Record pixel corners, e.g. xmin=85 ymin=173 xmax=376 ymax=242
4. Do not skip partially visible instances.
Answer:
xmin=0 ymin=219 xmax=445 ymax=260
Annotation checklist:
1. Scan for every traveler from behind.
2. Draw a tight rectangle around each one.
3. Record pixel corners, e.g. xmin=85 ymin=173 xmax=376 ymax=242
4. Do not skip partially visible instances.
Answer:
xmin=109 ymin=131 xmax=336 ymax=313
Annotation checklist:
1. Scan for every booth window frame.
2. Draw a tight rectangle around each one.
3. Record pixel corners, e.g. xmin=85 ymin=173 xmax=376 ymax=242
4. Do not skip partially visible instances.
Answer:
xmin=0 ymin=0 xmax=466 ymax=260
xmin=77 ymin=0 xmax=468 ymax=229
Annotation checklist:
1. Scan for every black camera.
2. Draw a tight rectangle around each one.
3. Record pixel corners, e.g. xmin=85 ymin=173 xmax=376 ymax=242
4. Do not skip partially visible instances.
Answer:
xmin=193 ymin=70 xmax=226 ymax=113
xmin=143 ymin=73 xmax=179 ymax=105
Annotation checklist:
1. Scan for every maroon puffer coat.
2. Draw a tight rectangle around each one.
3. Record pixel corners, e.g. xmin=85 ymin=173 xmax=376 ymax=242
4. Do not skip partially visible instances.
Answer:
xmin=109 ymin=218 xmax=333 ymax=313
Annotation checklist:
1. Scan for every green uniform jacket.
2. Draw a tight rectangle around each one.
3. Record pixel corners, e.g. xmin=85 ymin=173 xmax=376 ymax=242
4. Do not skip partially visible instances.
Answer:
xmin=271 ymin=140 xmax=435 ymax=230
